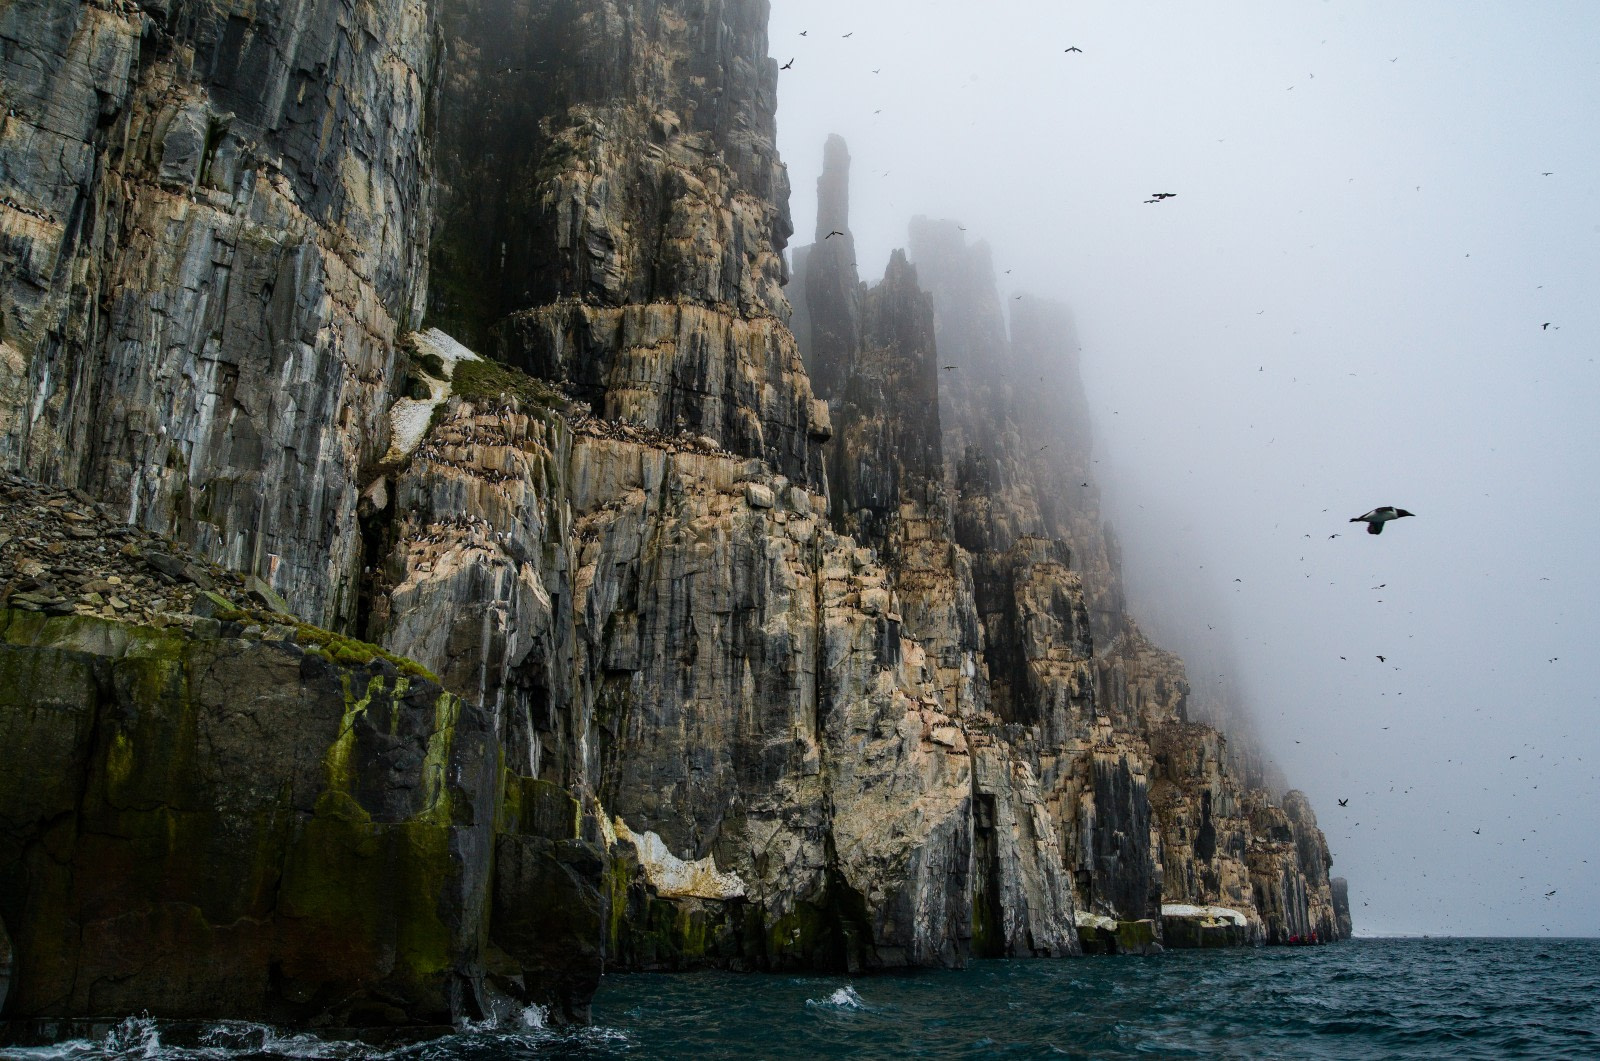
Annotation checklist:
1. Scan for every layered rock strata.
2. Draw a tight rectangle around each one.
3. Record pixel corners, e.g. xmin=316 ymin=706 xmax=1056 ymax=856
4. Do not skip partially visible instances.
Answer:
xmin=0 ymin=0 xmax=434 ymax=630
xmin=0 ymin=0 xmax=1348 ymax=1032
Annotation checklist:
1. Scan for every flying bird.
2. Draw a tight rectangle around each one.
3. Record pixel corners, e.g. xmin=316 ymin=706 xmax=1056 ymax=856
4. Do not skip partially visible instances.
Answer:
xmin=1350 ymin=506 xmax=1415 ymax=535
xmin=1338 ymin=798 xmax=1349 ymax=807
xmin=842 ymin=31 xmax=853 ymax=38
xmin=800 ymin=30 xmax=807 ymax=35
xmin=1150 ymin=192 xmax=1177 ymax=200
xmin=941 ymin=364 xmax=958 ymax=371
xmin=1542 ymin=322 xmax=1551 ymax=330
xmin=781 ymin=58 xmax=794 ymax=70
xmin=825 ymin=230 xmax=844 ymax=239
xmin=1376 ymin=655 xmax=1386 ymax=662
xmin=1065 ymin=46 xmax=1083 ymax=53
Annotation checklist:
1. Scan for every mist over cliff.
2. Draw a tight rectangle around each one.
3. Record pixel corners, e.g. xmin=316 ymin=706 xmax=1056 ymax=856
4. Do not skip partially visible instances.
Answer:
xmin=770 ymin=0 xmax=1600 ymax=941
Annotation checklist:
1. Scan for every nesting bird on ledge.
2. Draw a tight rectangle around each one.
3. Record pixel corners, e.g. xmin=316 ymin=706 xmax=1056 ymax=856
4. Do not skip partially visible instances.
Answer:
xmin=1350 ymin=506 xmax=1415 ymax=535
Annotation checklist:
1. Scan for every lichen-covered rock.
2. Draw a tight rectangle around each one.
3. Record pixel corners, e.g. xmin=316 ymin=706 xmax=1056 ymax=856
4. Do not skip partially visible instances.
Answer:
xmin=0 ymin=607 xmax=497 ymax=1026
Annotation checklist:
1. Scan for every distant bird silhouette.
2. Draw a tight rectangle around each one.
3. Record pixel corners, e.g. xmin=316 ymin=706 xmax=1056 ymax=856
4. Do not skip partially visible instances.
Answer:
xmin=1338 ymin=798 xmax=1349 ymax=807
xmin=781 ymin=58 xmax=794 ymax=70
xmin=1065 ymin=46 xmax=1083 ymax=53
xmin=1542 ymin=322 xmax=1551 ymax=330
xmin=1350 ymin=506 xmax=1414 ymax=535
xmin=825 ymin=230 xmax=844 ymax=239
xmin=1150 ymin=192 xmax=1177 ymax=200
xmin=957 ymin=225 xmax=967 ymax=231
xmin=941 ymin=364 xmax=957 ymax=371
xmin=842 ymin=31 xmax=853 ymax=38
xmin=1473 ymin=828 xmax=1480 ymax=835
xmin=1376 ymin=655 xmax=1386 ymax=662
xmin=1545 ymin=889 xmax=1557 ymax=898
xmin=800 ymin=30 xmax=807 ymax=35
xmin=1541 ymin=171 xmax=1553 ymax=176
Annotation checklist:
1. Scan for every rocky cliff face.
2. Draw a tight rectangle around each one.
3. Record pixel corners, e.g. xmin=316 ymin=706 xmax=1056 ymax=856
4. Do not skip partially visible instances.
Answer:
xmin=0 ymin=0 xmax=1345 ymax=1032
xmin=0 ymin=0 xmax=433 ymax=632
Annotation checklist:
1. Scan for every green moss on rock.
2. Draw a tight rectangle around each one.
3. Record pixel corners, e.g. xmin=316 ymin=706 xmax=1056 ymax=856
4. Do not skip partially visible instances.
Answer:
xmin=451 ymin=357 xmax=564 ymax=412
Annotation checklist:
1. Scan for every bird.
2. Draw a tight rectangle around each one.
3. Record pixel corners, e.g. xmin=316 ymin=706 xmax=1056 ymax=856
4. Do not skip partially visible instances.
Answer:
xmin=825 ymin=230 xmax=844 ymax=239
xmin=1473 ymin=829 xmax=1480 ymax=835
xmin=941 ymin=364 xmax=958 ymax=371
xmin=781 ymin=58 xmax=794 ymax=70
xmin=1542 ymin=322 xmax=1551 ymax=330
xmin=1065 ymin=46 xmax=1083 ymax=53
xmin=1338 ymin=798 xmax=1349 ymax=807
xmin=1376 ymin=655 xmax=1386 ymax=662
xmin=1545 ymin=890 xmax=1557 ymax=898
xmin=842 ymin=31 xmax=853 ymax=38
xmin=1150 ymin=192 xmax=1177 ymax=200
xmin=1349 ymin=506 xmax=1415 ymax=535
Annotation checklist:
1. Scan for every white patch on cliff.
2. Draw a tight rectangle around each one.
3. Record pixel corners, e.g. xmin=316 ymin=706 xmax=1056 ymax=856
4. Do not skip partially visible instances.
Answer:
xmin=1074 ymin=911 xmax=1117 ymax=931
xmin=1161 ymin=903 xmax=1248 ymax=927
xmin=381 ymin=328 xmax=481 ymax=465
xmin=613 ymin=817 xmax=747 ymax=900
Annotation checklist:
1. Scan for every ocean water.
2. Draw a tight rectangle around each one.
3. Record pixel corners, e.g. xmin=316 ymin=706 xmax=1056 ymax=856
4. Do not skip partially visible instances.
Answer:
xmin=4 ymin=938 xmax=1597 ymax=1060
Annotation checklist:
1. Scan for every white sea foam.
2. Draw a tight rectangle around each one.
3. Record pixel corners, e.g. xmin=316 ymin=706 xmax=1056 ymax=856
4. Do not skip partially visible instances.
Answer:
xmin=805 ymin=985 xmax=869 ymax=1011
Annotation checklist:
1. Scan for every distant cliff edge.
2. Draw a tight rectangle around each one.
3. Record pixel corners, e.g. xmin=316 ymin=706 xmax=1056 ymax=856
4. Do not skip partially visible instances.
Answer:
xmin=0 ymin=0 xmax=1347 ymax=1034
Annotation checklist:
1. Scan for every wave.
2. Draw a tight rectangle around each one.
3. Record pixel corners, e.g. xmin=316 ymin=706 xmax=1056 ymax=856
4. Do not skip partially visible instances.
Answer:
xmin=804 ymin=985 xmax=869 ymax=1011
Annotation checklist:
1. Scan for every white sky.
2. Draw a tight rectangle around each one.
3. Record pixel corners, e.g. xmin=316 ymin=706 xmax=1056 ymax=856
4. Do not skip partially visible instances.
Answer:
xmin=769 ymin=0 xmax=1600 ymax=938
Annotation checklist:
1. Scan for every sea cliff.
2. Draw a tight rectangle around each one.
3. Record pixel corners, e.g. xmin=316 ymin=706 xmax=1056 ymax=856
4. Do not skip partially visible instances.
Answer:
xmin=0 ymin=0 xmax=1345 ymax=1033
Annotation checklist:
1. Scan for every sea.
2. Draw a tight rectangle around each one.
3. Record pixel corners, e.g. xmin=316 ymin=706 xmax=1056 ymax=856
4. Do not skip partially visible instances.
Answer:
xmin=3 ymin=938 xmax=1596 ymax=1060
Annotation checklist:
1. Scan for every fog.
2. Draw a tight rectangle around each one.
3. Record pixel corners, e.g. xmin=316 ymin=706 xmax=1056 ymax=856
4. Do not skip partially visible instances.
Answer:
xmin=769 ymin=0 xmax=1600 ymax=937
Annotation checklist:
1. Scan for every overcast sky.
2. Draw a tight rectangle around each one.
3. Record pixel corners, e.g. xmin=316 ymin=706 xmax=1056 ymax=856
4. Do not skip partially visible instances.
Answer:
xmin=769 ymin=0 xmax=1600 ymax=938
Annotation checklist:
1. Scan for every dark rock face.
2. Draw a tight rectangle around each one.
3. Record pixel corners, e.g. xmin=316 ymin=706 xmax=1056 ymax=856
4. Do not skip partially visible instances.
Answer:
xmin=0 ymin=608 xmax=501 ymax=1026
xmin=1331 ymin=877 xmax=1354 ymax=940
xmin=429 ymin=0 xmax=828 ymax=489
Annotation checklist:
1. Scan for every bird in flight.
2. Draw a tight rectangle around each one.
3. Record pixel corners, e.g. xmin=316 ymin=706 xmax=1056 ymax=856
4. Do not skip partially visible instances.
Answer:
xmin=781 ymin=58 xmax=794 ymax=70
xmin=1545 ymin=889 xmax=1557 ymax=898
xmin=1150 ymin=192 xmax=1177 ymax=200
xmin=825 ymin=230 xmax=844 ymax=239
xmin=1338 ymin=798 xmax=1349 ymax=807
xmin=1376 ymin=655 xmax=1386 ymax=662
xmin=800 ymin=30 xmax=807 ymax=36
xmin=1350 ymin=506 xmax=1415 ymax=535
xmin=1065 ymin=46 xmax=1083 ymax=53
xmin=842 ymin=31 xmax=853 ymax=38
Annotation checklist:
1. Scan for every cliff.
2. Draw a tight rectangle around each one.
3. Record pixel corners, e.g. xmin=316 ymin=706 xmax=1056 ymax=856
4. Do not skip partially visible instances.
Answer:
xmin=0 ymin=0 xmax=1345 ymax=1033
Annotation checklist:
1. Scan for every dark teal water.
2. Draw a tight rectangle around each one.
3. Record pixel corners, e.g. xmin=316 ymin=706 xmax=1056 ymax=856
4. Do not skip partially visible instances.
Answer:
xmin=6 ymin=939 xmax=1598 ymax=1060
